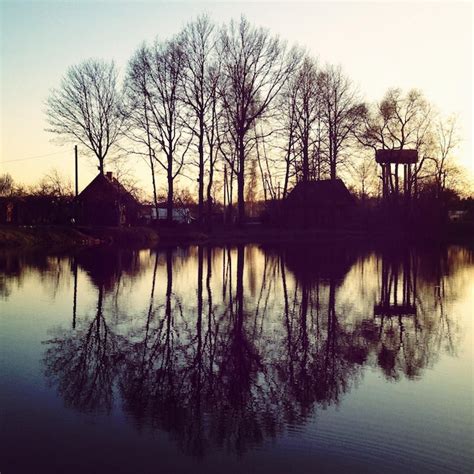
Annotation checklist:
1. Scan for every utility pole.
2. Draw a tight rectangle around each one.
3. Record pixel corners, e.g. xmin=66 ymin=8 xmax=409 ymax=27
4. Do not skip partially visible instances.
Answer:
xmin=74 ymin=145 xmax=78 ymax=197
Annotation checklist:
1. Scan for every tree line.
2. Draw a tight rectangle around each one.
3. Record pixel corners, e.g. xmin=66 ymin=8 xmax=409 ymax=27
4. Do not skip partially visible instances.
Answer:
xmin=44 ymin=15 xmax=466 ymax=225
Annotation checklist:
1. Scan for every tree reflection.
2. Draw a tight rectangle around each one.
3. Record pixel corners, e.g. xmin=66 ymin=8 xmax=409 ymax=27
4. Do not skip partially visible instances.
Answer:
xmin=41 ymin=243 xmax=468 ymax=456
xmin=119 ymin=248 xmax=184 ymax=432
xmin=214 ymin=245 xmax=268 ymax=454
xmin=275 ymin=250 xmax=365 ymax=426
xmin=43 ymin=285 xmax=122 ymax=413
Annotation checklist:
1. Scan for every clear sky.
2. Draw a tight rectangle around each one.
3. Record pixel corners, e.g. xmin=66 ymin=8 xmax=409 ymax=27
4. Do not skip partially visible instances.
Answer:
xmin=1 ymin=1 xmax=472 ymax=194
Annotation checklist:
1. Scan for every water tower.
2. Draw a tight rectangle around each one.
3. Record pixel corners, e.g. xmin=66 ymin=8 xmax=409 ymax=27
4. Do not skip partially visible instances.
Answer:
xmin=375 ymin=149 xmax=418 ymax=200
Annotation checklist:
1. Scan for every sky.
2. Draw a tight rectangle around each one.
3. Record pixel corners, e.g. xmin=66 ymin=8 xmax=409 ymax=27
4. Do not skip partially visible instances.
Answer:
xmin=1 ymin=0 xmax=472 ymax=194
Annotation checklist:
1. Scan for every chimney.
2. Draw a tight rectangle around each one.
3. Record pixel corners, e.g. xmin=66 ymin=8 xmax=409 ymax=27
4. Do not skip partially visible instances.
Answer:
xmin=106 ymin=171 xmax=113 ymax=181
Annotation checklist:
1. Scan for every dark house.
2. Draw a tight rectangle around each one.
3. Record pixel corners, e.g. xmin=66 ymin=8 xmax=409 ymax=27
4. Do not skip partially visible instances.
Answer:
xmin=77 ymin=172 xmax=140 ymax=226
xmin=285 ymin=179 xmax=355 ymax=228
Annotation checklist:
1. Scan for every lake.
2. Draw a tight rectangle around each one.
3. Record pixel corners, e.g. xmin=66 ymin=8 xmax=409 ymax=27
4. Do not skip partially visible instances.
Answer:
xmin=1 ymin=243 xmax=473 ymax=473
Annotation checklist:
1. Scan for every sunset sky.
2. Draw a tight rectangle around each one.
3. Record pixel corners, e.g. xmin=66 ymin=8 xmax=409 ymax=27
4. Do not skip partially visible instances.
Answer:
xmin=1 ymin=1 xmax=472 ymax=194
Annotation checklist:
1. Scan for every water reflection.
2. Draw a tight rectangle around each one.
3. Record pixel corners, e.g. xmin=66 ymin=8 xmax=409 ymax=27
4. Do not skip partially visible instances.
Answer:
xmin=44 ymin=284 xmax=126 ymax=414
xmin=3 ymin=243 xmax=468 ymax=457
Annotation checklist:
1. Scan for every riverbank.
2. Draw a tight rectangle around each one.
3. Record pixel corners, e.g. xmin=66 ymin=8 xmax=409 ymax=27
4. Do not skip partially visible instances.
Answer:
xmin=1 ymin=224 xmax=364 ymax=248
xmin=0 ymin=225 xmax=159 ymax=249
xmin=154 ymin=221 xmax=474 ymax=245
xmin=156 ymin=226 xmax=368 ymax=245
xmin=1 ymin=222 xmax=472 ymax=249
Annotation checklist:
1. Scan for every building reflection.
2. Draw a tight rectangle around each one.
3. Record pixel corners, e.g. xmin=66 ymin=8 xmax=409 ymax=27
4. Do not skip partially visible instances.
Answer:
xmin=40 ymin=243 xmax=466 ymax=455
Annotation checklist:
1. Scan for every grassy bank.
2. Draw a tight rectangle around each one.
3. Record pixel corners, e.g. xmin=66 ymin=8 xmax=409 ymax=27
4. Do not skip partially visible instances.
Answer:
xmin=0 ymin=225 xmax=159 ymax=249
xmin=1 ymin=222 xmax=471 ymax=249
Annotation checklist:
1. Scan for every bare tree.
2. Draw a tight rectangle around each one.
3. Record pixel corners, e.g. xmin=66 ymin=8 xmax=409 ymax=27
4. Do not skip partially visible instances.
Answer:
xmin=349 ymin=152 xmax=378 ymax=199
xmin=126 ymin=38 xmax=191 ymax=222
xmin=217 ymin=130 xmax=237 ymax=224
xmin=108 ymin=154 xmax=145 ymax=202
xmin=0 ymin=173 xmax=14 ymax=196
xmin=277 ymin=75 xmax=299 ymax=198
xmin=123 ymin=45 xmax=160 ymax=213
xmin=46 ymin=59 xmax=123 ymax=175
xmin=254 ymin=124 xmax=277 ymax=201
xmin=204 ymin=76 xmax=221 ymax=226
xmin=218 ymin=17 xmax=300 ymax=224
xmin=358 ymin=88 xmax=433 ymax=195
xmin=148 ymin=38 xmax=192 ymax=222
xmin=290 ymin=56 xmax=322 ymax=184
xmin=320 ymin=65 xmax=364 ymax=180
xmin=181 ymin=15 xmax=220 ymax=225
xmin=246 ymin=155 xmax=259 ymax=206
xmin=36 ymin=169 xmax=73 ymax=197
xmin=430 ymin=115 xmax=460 ymax=198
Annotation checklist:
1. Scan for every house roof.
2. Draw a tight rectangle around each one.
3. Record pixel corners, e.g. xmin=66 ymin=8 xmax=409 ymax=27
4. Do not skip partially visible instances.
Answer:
xmin=78 ymin=173 xmax=139 ymax=207
xmin=287 ymin=179 xmax=354 ymax=207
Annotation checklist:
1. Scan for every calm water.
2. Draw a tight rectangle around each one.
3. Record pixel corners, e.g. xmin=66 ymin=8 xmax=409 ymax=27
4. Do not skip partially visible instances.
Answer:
xmin=1 ymin=243 xmax=473 ymax=473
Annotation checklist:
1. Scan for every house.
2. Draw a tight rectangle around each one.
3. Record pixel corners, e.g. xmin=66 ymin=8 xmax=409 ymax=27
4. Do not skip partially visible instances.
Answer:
xmin=285 ymin=179 xmax=355 ymax=227
xmin=76 ymin=172 xmax=141 ymax=226
xmin=156 ymin=207 xmax=193 ymax=224
xmin=448 ymin=209 xmax=468 ymax=223
xmin=140 ymin=204 xmax=193 ymax=224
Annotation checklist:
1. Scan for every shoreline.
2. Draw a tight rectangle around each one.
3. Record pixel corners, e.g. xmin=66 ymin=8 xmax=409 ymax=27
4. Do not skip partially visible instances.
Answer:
xmin=0 ymin=225 xmax=160 ymax=249
xmin=0 ymin=223 xmax=472 ymax=250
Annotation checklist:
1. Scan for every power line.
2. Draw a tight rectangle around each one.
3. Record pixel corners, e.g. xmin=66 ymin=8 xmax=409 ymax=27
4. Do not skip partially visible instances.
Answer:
xmin=2 ymin=151 xmax=64 ymax=164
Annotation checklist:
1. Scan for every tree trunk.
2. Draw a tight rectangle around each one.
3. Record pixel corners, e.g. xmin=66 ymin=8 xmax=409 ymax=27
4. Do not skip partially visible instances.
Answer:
xmin=283 ymin=159 xmax=290 ymax=200
xmin=283 ymin=129 xmax=293 ymax=199
xmin=167 ymin=160 xmax=173 ymax=224
xmin=198 ymin=117 xmax=205 ymax=226
xmin=145 ymin=102 xmax=159 ymax=216
xmin=328 ymin=133 xmax=336 ymax=180
xmin=330 ymin=147 xmax=336 ymax=180
xmin=206 ymin=155 xmax=214 ymax=231
xmin=237 ymin=136 xmax=246 ymax=226
xmin=394 ymin=163 xmax=399 ymax=199
xmin=151 ymin=162 xmax=158 ymax=217
xmin=302 ymin=134 xmax=309 ymax=184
